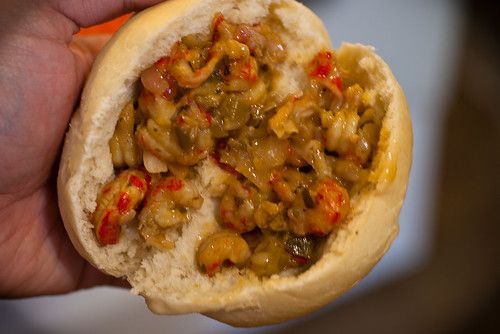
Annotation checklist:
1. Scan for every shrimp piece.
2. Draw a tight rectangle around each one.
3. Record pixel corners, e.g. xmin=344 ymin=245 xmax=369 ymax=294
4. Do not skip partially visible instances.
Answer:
xmin=269 ymin=168 xmax=306 ymax=203
xmin=170 ymin=38 xmax=252 ymax=89
xmin=268 ymin=97 xmax=299 ymax=139
xmin=225 ymin=56 xmax=259 ymax=91
xmin=170 ymin=15 xmax=252 ymax=89
xmin=234 ymin=23 xmax=287 ymax=65
xmin=170 ymin=50 xmax=223 ymax=88
xmin=308 ymin=51 xmax=343 ymax=99
xmin=288 ymin=178 xmax=350 ymax=236
xmin=321 ymin=85 xmax=363 ymax=156
xmin=286 ymin=144 xmax=308 ymax=167
xmin=253 ymin=201 xmax=287 ymax=232
xmin=92 ymin=170 xmax=149 ymax=245
xmin=197 ymin=230 xmax=251 ymax=276
xmin=294 ymin=139 xmax=333 ymax=178
xmin=138 ymin=92 xmax=177 ymax=127
xmin=139 ymin=176 xmax=203 ymax=250
xmin=248 ymin=233 xmax=291 ymax=277
xmin=219 ymin=180 xmax=260 ymax=233
xmin=136 ymin=98 xmax=213 ymax=166
xmin=109 ymin=102 xmax=142 ymax=168
xmin=140 ymin=56 xmax=179 ymax=100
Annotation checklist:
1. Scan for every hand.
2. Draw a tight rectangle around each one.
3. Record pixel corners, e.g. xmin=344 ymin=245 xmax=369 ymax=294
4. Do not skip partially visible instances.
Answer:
xmin=0 ymin=0 xmax=163 ymax=297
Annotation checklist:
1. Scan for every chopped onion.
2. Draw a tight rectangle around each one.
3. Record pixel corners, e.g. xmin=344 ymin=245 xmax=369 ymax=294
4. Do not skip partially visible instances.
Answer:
xmin=143 ymin=150 xmax=169 ymax=173
xmin=141 ymin=66 xmax=171 ymax=96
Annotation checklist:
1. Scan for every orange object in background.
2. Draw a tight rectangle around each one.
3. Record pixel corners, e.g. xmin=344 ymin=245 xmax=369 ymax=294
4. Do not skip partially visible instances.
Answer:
xmin=77 ymin=13 xmax=132 ymax=35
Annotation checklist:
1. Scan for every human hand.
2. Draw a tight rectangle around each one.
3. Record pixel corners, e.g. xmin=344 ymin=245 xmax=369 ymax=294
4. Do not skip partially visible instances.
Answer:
xmin=0 ymin=0 xmax=163 ymax=297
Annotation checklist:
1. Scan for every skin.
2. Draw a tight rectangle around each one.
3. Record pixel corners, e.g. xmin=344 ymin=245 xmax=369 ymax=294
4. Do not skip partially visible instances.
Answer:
xmin=0 ymin=0 xmax=163 ymax=297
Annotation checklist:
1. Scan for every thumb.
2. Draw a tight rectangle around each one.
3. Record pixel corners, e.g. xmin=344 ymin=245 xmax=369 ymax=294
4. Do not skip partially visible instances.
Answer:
xmin=70 ymin=34 xmax=111 ymax=82
xmin=53 ymin=0 xmax=164 ymax=28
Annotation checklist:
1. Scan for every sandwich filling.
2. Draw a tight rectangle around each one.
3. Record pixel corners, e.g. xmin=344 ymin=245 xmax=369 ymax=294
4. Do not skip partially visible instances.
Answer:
xmin=92 ymin=12 xmax=384 ymax=277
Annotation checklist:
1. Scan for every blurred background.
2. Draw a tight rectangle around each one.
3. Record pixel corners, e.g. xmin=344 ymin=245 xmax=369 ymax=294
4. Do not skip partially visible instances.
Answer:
xmin=1 ymin=0 xmax=499 ymax=332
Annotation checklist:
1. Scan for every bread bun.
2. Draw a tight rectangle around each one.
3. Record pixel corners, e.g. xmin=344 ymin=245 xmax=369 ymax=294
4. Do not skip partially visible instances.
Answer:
xmin=58 ymin=0 xmax=412 ymax=326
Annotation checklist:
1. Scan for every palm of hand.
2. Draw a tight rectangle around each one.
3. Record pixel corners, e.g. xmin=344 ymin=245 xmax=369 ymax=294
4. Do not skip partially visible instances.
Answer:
xmin=0 ymin=1 xmax=149 ymax=296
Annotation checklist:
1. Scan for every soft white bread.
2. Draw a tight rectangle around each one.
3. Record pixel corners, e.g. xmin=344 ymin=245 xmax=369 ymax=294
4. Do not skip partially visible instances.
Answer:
xmin=58 ymin=0 xmax=412 ymax=327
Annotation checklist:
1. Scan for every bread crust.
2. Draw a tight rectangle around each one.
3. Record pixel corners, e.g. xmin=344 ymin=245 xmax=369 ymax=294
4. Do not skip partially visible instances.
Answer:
xmin=58 ymin=0 xmax=412 ymax=326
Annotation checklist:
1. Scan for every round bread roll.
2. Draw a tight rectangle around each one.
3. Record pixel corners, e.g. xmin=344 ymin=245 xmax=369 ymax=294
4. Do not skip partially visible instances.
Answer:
xmin=57 ymin=0 xmax=412 ymax=327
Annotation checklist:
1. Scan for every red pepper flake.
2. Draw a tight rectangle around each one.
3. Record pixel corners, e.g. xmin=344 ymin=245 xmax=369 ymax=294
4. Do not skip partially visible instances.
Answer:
xmin=138 ymin=133 xmax=145 ymax=146
xmin=224 ymin=220 xmax=236 ymax=230
xmin=309 ymin=51 xmax=334 ymax=79
xmin=239 ymin=59 xmax=257 ymax=82
xmin=117 ymin=192 xmax=131 ymax=214
xmin=309 ymin=51 xmax=343 ymax=94
xmin=333 ymin=76 xmax=343 ymax=91
xmin=155 ymin=56 xmax=169 ymax=67
xmin=212 ymin=141 xmax=239 ymax=173
xmin=144 ymin=171 xmax=152 ymax=187
xmin=327 ymin=211 xmax=340 ymax=225
xmin=315 ymin=192 xmax=325 ymax=204
xmin=176 ymin=114 xmax=186 ymax=125
xmin=139 ymin=89 xmax=155 ymax=103
xmin=206 ymin=261 xmax=221 ymax=275
xmin=170 ymin=42 xmax=187 ymax=63
xmin=97 ymin=211 xmax=120 ymax=245
xmin=314 ymin=178 xmax=347 ymax=226
xmin=220 ymin=209 xmax=236 ymax=230
xmin=195 ymin=102 xmax=213 ymax=126
xmin=322 ymin=178 xmax=334 ymax=188
xmin=162 ymin=72 xmax=178 ymax=100
xmin=235 ymin=26 xmax=250 ymax=44
xmin=213 ymin=14 xmax=225 ymax=29
xmin=210 ymin=150 xmax=220 ymax=161
xmin=210 ymin=151 xmax=239 ymax=175
xmin=163 ymin=87 xmax=175 ymax=100
xmin=216 ymin=140 xmax=227 ymax=150
xmin=240 ymin=218 xmax=247 ymax=227
xmin=160 ymin=177 xmax=184 ymax=191
xmin=241 ymin=184 xmax=252 ymax=196
xmin=293 ymin=256 xmax=308 ymax=266
xmin=212 ymin=14 xmax=225 ymax=42
xmin=130 ymin=175 xmax=145 ymax=190
xmin=337 ymin=192 xmax=343 ymax=204
xmin=154 ymin=56 xmax=172 ymax=78
xmin=310 ymin=226 xmax=326 ymax=237
xmin=204 ymin=111 xmax=213 ymax=126
xmin=102 ymin=186 xmax=111 ymax=194
xmin=344 ymin=152 xmax=363 ymax=166
xmin=269 ymin=171 xmax=279 ymax=185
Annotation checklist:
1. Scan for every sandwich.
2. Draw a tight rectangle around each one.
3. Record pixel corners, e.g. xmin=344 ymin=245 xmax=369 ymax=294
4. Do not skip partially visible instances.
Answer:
xmin=58 ymin=0 xmax=412 ymax=326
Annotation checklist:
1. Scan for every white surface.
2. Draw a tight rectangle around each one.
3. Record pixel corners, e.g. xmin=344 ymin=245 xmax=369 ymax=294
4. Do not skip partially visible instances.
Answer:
xmin=0 ymin=0 xmax=465 ymax=333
